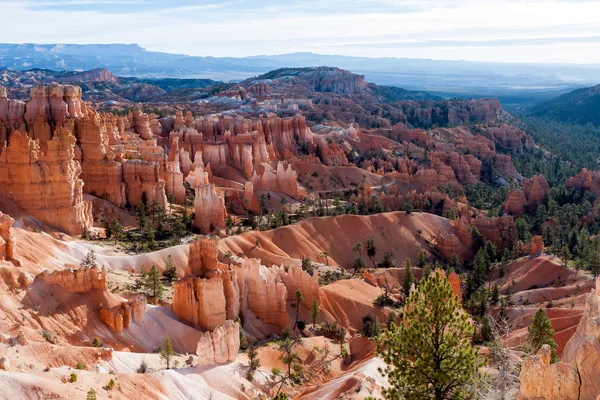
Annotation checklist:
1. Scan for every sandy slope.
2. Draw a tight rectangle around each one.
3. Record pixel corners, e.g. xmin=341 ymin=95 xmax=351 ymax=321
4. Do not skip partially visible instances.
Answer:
xmin=489 ymin=255 xmax=595 ymax=354
xmin=220 ymin=211 xmax=464 ymax=269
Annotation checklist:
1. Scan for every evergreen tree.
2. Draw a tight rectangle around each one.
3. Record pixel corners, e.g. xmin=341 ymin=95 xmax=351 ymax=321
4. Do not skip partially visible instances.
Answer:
xmin=293 ymin=290 xmax=304 ymax=330
xmin=81 ymin=250 xmax=97 ymax=268
xmin=421 ymin=262 xmax=432 ymax=281
xmin=246 ymin=343 xmax=260 ymax=381
xmin=352 ymin=256 xmax=366 ymax=276
xmin=352 ymin=241 xmax=363 ymax=258
xmin=484 ymin=240 xmax=497 ymax=263
xmin=144 ymin=265 xmax=164 ymax=298
xmin=449 ymin=252 xmax=460 ymax=271
xmin=526 ymin=308 xmax=559 ymax=363
xmin=141 ymin=219 xmax=156 ymax=249
xmin=516 ymin=218 xmax=532 ymax=243
xmin=378 ymin=271 xmax=477 ymax=400
xmin=402 ymin=259 xmax=414 ymax=297
xmin=417 ymin=249 xmax=427 ymax=268
xmin=136 ymin=200 xmax=147 ymax=230
xmin=310 ymin=299 xmax=320 ymax=330
xmin=470 ymin=226 xmax=484 ymax=252
xmin=162 ymin=255 xmax=178 ymax=284
xmin=109 ymin=219 xmax=124 ymax=245
xmin=365 ymin=238 xmax=376 ymax=267
xmin=159 ymin=336 xmax=175 ymax=369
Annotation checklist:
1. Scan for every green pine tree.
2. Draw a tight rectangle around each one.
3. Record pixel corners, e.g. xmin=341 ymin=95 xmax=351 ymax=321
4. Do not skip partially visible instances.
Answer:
xmin=526 ymin=308 xmax=559 ymax=363
xmin=159 ymin=336 xmax=175 ymax=369
xmin=162 ymin=255 xmax=178 ymax=284
xmin=310 ymin=299 xmax=320 ymax=330
xmin=144 ymin=265 xmax=164 ymax=298
xmin=378 ymin=271 xmax=478 ymax=400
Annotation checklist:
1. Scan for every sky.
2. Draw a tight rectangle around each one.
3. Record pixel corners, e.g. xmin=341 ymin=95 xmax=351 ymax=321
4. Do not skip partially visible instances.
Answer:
xmin=1 ymin=0 xmax=600 ymax=64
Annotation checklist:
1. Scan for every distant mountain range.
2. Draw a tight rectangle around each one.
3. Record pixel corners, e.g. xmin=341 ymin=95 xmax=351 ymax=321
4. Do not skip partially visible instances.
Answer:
xmin=0 ymin=66 xmax=440 ymax=106
xmin=1 ymin=44 xmax=600 ymax=103
xmin=531 ymin=84 xmax=600 ymax=126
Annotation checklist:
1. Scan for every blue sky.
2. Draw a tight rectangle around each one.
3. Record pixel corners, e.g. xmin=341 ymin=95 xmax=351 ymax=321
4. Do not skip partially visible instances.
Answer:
xmin=2 ymin=0 xmax=600 ymax=63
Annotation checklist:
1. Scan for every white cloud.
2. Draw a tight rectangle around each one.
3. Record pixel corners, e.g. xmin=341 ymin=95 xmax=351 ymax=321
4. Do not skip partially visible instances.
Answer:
xmin=1 ymin=0 xmax=599 ymax=63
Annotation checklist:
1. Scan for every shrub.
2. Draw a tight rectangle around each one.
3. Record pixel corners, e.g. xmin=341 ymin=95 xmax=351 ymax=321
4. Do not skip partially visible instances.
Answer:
xmin=92 ymin=337 xmax=102 ymax=347
xmin=69 ymin=372 xmax=78 ymax=383
xmin=75 ymin=361 xmax=85 ymax=370
xmin=106 ymin=378 xmax=116 ymax=390
xmin=137 ymin=360 xmax=149 ymax=374
xmin=296 ymin=320 xmax=306 ymax=331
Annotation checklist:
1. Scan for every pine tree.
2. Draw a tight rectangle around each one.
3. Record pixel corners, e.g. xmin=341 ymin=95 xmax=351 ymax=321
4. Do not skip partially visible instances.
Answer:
xmin=310 ymin=299 xmax=320 ymax=330
xmin=417 ymin=249 xmax=427 ymax=268
xmin=421 ymin=262 xmax=432 ymax=281
xmin=526 ymin=308 xmax=558 ymax=363
xmin=109 ymin=219 xmax=124 ymax=245
xmin=484 ymin=241 xmax=497 ymax=263
xmin=402 ymin=259 xmax=414 ymax=297
xmin=81 ymin=250 xmax=97 ymax=268
xmin=246 ymin=343 xmax=260 ymax=381
xmin=365 ymin=238 xmax=376 ymax=267
xmin=141 ymin=219 xmax=156 ymax=249
xmin=136 ymin=200 xmax=147 ymax=230
xmin=159 ymin=336 xmax=175 ymax=369
xmin=162 ymin=255 xmax=178 ymax=284
xmin=144 ymin=265 xmax=164 ymax=298
xmin=449 ymin=252 xmax=460 ymax=271
xmin=378 ymin=271 xmax=477 ymax=400
xmin=293 ymin=290 xmax=304 ymax=330
xmin=352 ymin=256 xmax=366 ymax=276
xmin=352 ymin=241 xmax=363 ymax=258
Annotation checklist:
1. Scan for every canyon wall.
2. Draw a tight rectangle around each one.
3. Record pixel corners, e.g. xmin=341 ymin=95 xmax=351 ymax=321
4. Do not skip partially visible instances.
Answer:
xmin=0 ymin=129 xmax=92 ymax=235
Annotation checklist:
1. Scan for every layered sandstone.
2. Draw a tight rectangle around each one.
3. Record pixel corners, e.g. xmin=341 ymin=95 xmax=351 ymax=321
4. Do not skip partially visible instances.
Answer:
xmin=566 ymin=168 xmax=600 ymax=196
xmin=519 ymin=280 xmax=600 ymax=400
xmin=276 ymin=264 xmax=320 ymax=306
xmin=172 ymin=237 xmax=239 ymax=331
xmin=39 ymin=266 xmax=106 ymax=293
xmin=0 ymin=212 xmax=16 ymax=261
xmin=237 ymin=258 xmax=290 ymax=329
xmin=0 ymin=129 xmax=92 ymax=235
xmin=502 ymin=174 xmax=549 ymax=217
xmin=192 ymin=183 xmax=227 ymax=234
xmin=99 ymin=295 xmax=146 ymax=333
xmin=195 ymin=320 xmax=240 ymax=365
xmin=251 ymin=161 xmax=300 ymax=198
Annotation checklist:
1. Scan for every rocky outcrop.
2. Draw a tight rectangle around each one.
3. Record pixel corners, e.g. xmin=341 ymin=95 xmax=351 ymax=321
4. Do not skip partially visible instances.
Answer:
xmin=39 ymin=266 xmax=106 ymax=293
xmin=519 ymin=280 xmax=600 ymax=400
xmin=566 ymin=168 xmax=600 ymax=196
xmin=237 ymin=258 xmax=290 ymax=329
xmin=195 ymin=320 xmax=240 ymax=365
xmin=502 ymin=174 xmax=549 ymax=217
xmin=99 ymin=295 xmax=146 ymax=334
xmin=0 ymin=212 xmax=16 ymax=261
xmin=0 ymin=129 xmax=93 ymax=235
xmin=251 ymin=161 xmax=300 ymax=198
xmin=401 ymin=98 xmax=502 ymax=129
xmin=172 ymin=237 xmax=239 ymax=331
xmin=436 ymin=232 xmax=461 ymax=261
xmin=276 ymin=264 xmax=320 ymax=306
xmin=122 ymin=160 xmax=167 ymax=208
xmin=192 ymin=183 xmax=227 ymax=234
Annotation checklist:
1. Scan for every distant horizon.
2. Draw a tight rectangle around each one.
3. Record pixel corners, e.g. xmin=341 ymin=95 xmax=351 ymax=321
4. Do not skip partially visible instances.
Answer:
xmin=2 ymin=0 xmax=600 ymax=64
xmin=3 ymin=43 xmax=600 ymax=67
